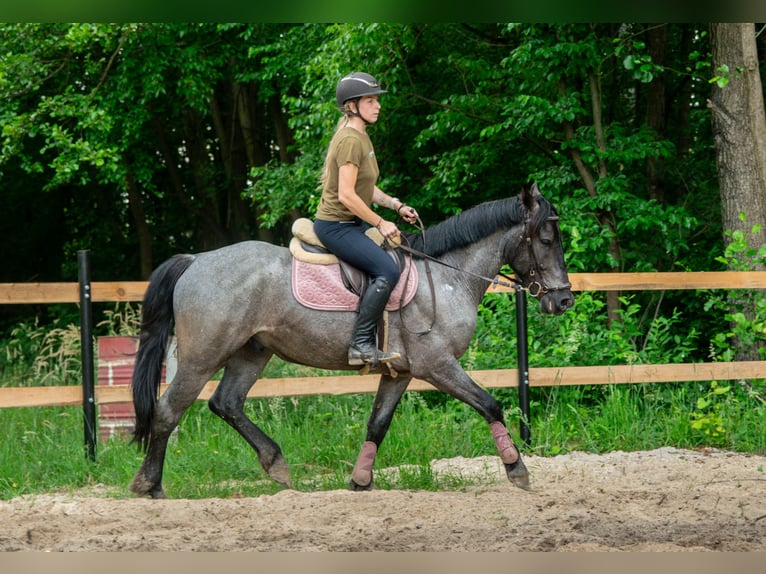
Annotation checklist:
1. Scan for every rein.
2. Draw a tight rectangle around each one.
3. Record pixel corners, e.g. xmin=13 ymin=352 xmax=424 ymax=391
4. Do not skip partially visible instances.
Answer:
xmin=390 ymin=217 xmax=519 ymax=337
xmin=395 ymin=216 xmax=570 ymax=295
xmin=391 ymin=218 xmax=438 ymax=335
xmin=395 ymin=238 xmax=521 ymax=291
xmin=389 ymin=212 xmax=570 ymax=335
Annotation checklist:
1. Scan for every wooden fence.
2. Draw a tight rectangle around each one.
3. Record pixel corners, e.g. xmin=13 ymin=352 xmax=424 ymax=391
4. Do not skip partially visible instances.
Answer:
xmin=2 ymin=270 xmax=766 ymax=410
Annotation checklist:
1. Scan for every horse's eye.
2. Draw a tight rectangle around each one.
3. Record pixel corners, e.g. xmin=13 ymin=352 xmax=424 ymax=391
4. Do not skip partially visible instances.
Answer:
xmin=540 ymin=238 xmax=552 ymax=246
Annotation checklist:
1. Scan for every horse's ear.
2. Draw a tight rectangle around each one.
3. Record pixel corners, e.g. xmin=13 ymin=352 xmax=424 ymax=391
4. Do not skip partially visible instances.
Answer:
xmin=521 ymin=182 xmax=541 ymax=211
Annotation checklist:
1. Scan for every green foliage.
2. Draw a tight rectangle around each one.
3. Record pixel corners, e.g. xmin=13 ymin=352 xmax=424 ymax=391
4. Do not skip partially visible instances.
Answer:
xmin=0 ymin=302 xmax=140 ymax=384
xmin=704 ymin=217 xmax=766 ymax=361
xmin=690 ymin=381 xmax=731 ymax=445
xmin=96 ymin=302 xmax=142 ymax=337
xmin=2 ymin=373 xmax=764 ymax=500
xmin=463 ymin=289 xmax=700 ymax=372
xmin=616 ymin=38 xmax=665 ymax=83
xmin=245 ymin=152 xmax=322 ymax=228
xmin=710 ymin=64 xmax=735 ymax=89
xmin=0 ymin=22 xmax=734 ymax=295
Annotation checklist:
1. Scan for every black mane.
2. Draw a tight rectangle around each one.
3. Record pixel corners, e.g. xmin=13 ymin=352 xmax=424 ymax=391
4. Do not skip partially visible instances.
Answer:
xmin=404 ymin=195 xmax=554 ymax=258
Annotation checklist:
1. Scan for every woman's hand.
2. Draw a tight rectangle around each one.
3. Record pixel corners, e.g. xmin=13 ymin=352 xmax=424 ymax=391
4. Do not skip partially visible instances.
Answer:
xmin=398 ymin=204 xmax=419 ymax=225
xmin=376 ymin=218 xmax=399 ymax=240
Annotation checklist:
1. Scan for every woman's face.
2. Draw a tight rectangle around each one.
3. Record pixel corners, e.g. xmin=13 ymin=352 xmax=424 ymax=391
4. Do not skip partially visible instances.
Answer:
xmin=356 ymin=95 xmax=381 ymax=124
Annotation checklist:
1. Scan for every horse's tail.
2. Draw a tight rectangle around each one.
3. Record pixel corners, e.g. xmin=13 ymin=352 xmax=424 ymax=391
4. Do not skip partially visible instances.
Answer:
xmin=132 ymin=254 xmax=195 ymax=451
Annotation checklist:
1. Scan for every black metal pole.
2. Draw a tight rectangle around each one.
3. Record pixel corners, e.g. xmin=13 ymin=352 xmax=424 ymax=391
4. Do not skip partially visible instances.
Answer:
xmin=78 ymin=250 xmax=97 ymax=461
xmin=515 ymin=289 xmax=531 ymax=447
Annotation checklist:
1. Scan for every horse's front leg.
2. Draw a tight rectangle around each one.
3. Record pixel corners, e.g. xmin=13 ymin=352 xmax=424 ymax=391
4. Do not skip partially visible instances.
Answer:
xmin=423 ymin=359 xmax=530 ymax=489
xmin=490 ymin=420 xmax=530 ymax=489
xmin=349 ymin=373 xmax=412 ymax=491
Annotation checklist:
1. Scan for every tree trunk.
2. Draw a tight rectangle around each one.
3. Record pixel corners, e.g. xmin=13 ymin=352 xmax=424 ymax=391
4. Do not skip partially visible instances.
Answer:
xmin=560 ymin=73 xmax=621 ymax=325
xmin=125 ymin=172 xmax=153 ymax=279
xmin=709 ymin=22 xmax=766 ymax=360
xmin=645 ymin=24 xmax=667 ymax=204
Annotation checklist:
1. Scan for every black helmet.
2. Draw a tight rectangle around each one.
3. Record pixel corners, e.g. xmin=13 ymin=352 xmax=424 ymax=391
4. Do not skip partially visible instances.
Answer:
xmin=335 ymin=72 xmax=387 ymax=108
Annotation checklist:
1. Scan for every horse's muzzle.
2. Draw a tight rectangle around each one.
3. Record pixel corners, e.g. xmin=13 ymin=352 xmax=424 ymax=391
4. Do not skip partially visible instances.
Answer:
xmin=539 ymin=288 xmax=575 ymax=315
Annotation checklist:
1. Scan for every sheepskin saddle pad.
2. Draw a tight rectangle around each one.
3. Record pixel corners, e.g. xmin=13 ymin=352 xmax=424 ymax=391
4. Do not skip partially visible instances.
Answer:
xmin=289 ymin=218 xmax=418 ymax=312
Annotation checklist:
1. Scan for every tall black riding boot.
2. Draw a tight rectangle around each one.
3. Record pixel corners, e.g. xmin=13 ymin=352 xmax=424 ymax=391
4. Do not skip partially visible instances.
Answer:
xmin=348 ymin=277 xmax=401 ymax=365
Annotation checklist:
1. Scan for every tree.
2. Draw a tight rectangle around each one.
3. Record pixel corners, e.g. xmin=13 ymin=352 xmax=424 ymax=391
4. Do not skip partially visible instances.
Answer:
xmin=0 ymin=23 xmax=754 ymax=361
xmin=709 ymin=23 xmax=766 ymax=264
xmin=0 ymin=23 xmax=313 ymax=278
xmin=709 ymin=23 xmax=766 ymax=360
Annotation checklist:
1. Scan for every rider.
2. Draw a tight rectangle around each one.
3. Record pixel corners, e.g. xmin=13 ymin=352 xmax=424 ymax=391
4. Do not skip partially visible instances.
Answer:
xmin=314 ymin=71 xmax=419 ymax=366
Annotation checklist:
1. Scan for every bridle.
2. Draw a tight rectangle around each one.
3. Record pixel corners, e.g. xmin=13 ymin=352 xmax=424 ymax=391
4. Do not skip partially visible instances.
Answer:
xmin=390 ymin=213 xmax=571 ymax=335
xmin=395 ymin=214 xmax=571 ymax=298
xmin=509 ymin=214 xmax=572 ymax=297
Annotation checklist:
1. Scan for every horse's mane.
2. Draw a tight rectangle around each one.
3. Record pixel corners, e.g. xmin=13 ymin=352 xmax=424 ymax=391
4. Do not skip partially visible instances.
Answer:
xmin=404 ymin=194 xmax=554 ymax=258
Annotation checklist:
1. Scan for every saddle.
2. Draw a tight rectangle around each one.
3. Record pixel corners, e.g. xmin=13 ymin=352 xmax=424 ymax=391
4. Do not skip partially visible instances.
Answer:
xmin=289 ymin=218 xmax=419 ymax=377
xmin=290 ymin=219 xmax=418 ymax=313
xmin=289 ymin=218 xmax=389 ymax=296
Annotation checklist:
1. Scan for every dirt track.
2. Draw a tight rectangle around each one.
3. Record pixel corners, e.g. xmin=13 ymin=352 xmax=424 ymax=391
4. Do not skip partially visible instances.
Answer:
xmin=1 ymin=447 xmax=765 ymax=551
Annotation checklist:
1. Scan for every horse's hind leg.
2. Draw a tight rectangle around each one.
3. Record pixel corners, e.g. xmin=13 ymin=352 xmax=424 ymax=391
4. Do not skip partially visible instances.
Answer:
xmin=349 ymin=373 xmax=412 ymax=491
xmin=207 ymin=342 xmax=291 ymax=488
xmin=130 ymin=368 xmax=213 ymax=499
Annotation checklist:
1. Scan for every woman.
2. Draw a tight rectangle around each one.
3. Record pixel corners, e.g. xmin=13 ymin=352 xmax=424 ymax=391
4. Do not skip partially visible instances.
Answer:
xmin=314 ymin=71 xmax=419 ymax=366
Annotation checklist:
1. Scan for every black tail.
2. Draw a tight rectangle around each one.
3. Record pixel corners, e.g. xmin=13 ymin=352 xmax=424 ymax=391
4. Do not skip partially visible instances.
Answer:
xmin=132 ymin=254 xmax=195 ymax=451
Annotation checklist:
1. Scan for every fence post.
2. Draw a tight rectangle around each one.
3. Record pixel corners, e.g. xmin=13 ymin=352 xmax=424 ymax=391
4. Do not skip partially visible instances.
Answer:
xmin=515 ymin=289 xmax=531 ymax=447
xmin=78 ymin=250 xmax=97 ymax=461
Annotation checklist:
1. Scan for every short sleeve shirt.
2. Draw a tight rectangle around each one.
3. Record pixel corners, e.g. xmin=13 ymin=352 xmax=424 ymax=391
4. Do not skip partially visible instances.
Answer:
xmin=315 ymin=127 xmax=379 ymax=221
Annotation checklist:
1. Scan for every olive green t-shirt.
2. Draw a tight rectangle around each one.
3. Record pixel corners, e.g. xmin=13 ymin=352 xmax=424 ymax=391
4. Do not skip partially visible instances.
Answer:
xmin=315 ymin=127 xmax=379 ymax=221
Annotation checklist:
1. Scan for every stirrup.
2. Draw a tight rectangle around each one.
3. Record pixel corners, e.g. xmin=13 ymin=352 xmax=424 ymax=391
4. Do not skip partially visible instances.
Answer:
xmin=348 ymin=346 xmax=401 ymax=366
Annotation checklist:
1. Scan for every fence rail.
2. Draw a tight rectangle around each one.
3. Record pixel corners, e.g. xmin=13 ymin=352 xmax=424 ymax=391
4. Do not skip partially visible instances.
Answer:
xmin=2 ymin=360 xmax=764 ymax=409
xmin=2 ymin=268 xmax=765 ymax=455
xmin=3 ymin=271 xmax=766 ymax=304
xmin=2 ymin=271 xmax=766 ymax=410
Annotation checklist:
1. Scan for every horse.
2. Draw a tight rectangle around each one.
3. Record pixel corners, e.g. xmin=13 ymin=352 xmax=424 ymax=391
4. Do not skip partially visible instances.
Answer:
xmin=129 ymin=183 xmax=574 ymax=498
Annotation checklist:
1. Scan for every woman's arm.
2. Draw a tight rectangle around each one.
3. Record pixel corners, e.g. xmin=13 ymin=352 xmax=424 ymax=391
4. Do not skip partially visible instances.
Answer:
xmin=337 ymin=163 xmax=399 ymax=238
xmin=373 ymin=186 xmax=419 ymax=225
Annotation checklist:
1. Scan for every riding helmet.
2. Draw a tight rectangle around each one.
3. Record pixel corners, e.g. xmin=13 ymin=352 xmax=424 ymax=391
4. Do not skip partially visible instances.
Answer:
xmin=335 ymin=72 xmax=387 ymax=109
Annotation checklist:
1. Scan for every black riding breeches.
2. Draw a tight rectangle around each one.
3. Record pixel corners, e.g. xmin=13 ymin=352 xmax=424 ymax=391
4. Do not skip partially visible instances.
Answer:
xmin=313 ymin=218 xmax=400 ymax=287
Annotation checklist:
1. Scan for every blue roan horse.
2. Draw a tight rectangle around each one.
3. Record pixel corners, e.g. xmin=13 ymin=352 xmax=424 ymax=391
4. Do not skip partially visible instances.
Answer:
xmin=130 ymin=184 xmax=574 ymax=498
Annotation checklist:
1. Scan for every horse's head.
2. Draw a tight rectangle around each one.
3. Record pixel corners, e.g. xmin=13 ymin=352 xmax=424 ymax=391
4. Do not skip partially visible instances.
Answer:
xmin=507 ymin=183 xmax=574 ymax=315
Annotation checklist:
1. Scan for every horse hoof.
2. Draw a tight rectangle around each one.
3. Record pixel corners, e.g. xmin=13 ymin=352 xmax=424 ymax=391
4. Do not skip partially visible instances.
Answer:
xmin=349 ymin=478 xmax=376 ymax=492
xmin=129 ymin=474 xmax=157 ymax=498
xmin=266 ymin=454 xmax=292 ymax=488
xmin=506 ymin=459 xmax=531 ymax=490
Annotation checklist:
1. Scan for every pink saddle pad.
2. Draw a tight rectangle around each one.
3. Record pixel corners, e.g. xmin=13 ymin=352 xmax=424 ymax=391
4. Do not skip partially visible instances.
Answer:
xmin=292 ymin=257 xmax=418 ymax=311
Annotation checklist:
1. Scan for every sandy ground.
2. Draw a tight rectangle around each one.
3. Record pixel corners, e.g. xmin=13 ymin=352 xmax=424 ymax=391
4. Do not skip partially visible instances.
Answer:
xmin=1 ymin=447 xmax=765 ymax=552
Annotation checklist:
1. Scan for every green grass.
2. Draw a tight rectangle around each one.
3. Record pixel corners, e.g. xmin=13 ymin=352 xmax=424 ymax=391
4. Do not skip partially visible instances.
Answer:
xmin=1 ymin=298 xmax=764 ymax=500
xmin=1 ymin=377 xmax=764 ymax=500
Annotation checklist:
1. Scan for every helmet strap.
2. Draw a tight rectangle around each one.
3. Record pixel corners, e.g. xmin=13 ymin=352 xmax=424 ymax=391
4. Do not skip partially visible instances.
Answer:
xmin=345 ymin=99 xmax=372 ymax=125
